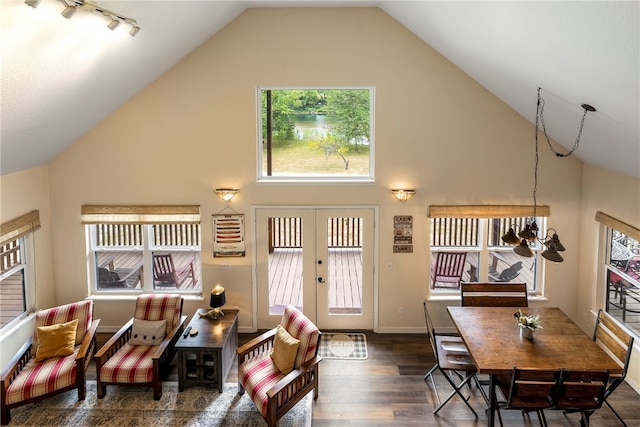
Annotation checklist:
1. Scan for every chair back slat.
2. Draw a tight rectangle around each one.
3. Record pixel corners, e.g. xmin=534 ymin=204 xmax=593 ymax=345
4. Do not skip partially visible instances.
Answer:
xmin=555 ymin=369 xmax=609 ymax=411
xmin=594 ymin=309 xmax=633 ymax=368
xmin=506 ymin=368 xmax=561 ymax=409
xmin=461 ymin=282 xmax=528 ymax=307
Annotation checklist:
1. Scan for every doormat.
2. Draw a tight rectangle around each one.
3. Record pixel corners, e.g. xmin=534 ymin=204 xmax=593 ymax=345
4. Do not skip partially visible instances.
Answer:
xmin=318 ymin=332 xmax=368 ymax=359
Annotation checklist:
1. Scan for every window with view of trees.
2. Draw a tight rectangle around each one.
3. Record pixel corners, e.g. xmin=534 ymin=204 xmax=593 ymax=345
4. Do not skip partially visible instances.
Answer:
xmin=258 ymin=88 xmax=374 ymax=180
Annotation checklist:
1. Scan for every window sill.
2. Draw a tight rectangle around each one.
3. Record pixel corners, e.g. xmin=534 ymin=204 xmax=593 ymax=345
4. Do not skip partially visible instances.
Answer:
xmin=89 ymin=293 xmax=204 ymax=302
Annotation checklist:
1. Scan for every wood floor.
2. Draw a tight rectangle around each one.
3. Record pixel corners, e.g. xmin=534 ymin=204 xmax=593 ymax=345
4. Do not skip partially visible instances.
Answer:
xmin=90 ymin=331 xmax=640 ymax=426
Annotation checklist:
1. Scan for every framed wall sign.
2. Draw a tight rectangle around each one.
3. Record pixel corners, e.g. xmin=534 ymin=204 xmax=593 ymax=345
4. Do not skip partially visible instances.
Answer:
xmin=212 ymin=214 xmax=245 ymax=257
xmin=393 ymin=215 xmax=413 ymax=253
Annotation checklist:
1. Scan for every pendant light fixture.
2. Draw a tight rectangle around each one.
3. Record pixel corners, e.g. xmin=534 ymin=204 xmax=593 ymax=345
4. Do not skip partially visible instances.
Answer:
xmin=502 ymin=88 xmax=595 ymax=263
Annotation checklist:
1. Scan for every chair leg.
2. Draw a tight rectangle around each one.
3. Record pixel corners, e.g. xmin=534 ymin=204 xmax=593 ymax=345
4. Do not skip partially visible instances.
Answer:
xmin=434 ymin=369 xmax=478 ymax=417
xmin=424 ymin=364 xmax=441 ymax=406
xmin=605 ymin=399 xmax=628 ymax=426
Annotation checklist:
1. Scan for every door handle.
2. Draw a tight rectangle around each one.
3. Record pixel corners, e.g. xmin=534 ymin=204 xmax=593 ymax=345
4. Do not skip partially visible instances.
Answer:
xmin=317 ymin=277 xmax=325 ymax=283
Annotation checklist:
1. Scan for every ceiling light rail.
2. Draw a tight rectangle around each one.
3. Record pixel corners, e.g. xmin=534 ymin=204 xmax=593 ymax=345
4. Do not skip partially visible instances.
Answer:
xmin=25 ymin=0 xmax=140 ymax=36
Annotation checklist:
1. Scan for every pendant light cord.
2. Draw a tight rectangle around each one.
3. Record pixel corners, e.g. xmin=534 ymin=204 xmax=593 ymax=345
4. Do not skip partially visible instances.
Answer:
xmin=537 ymin=87 xmax=593 ymax=158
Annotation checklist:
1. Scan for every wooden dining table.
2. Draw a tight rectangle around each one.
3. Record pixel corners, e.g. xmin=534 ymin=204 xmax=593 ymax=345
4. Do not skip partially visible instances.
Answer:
xmin=447 ymin=306 xmax=623 ymax=427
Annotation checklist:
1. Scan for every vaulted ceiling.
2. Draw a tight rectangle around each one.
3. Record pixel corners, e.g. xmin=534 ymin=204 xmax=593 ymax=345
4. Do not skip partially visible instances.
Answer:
xmin=2 ymin=1 xmax=638 ymax=177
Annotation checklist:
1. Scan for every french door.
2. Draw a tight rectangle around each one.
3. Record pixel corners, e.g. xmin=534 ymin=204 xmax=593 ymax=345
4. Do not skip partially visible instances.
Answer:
xmin=254 ymin=207 xmax=375 ymax=330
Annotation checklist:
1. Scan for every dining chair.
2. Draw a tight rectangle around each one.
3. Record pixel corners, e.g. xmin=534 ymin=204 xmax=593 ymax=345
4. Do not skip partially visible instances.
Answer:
xmin=590 ymin=309 xmax=635 ymax=426
xmin=423 ymin=301 xmax=486 ymax=415
xmin=554 ymin=369 xmax=609 ymax=427
xmin=494 ymin=367 xmax=561 ymax=427
xmin=460 ymin=282 xmax=528 ymax=307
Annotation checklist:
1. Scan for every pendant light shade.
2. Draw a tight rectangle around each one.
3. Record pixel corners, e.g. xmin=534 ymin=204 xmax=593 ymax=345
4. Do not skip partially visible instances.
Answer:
xmin=502 ymin=227 xmax=520 ymax=245
xmin=541 ymin=243 xmax=564 ymax=262
xmin=544 ymin=232 xmax=565 ymax=252
xmin=514 ymin=239 xmax=535 ymax=257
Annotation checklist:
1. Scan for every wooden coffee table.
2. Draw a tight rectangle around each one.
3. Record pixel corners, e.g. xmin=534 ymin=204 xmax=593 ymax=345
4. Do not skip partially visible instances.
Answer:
xmin=175 ymin=308 xmax=238 ymax=392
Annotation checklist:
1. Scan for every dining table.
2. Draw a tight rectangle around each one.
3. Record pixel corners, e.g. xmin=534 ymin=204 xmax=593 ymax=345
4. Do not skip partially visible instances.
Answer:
xmin=447 ymin=306 xmax=623 ymax=427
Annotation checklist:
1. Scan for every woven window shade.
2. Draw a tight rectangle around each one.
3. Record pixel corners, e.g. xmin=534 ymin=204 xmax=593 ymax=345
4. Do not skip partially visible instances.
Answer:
xmin=595 ymin=211 xmax=640 ymax=242
xmin=81 ymin=205 xmax=200 ymax=224
xmin=0 ymin=210 xmax=41 ymax=246
xmin=428 ymin=205 xmax=551 ymax=219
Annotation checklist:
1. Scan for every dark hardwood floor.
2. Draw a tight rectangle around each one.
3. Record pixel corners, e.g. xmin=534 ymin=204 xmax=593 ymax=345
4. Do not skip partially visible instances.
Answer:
xmin=90 ymin=331 xmax=640 ymax=426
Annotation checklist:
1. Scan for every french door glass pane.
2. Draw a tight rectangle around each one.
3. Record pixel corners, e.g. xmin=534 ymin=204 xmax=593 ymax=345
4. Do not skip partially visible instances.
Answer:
xmin=267 ymin=217 xmax=303 ymax=315
xmin=327 ymin=217 xmax=363 ymax=315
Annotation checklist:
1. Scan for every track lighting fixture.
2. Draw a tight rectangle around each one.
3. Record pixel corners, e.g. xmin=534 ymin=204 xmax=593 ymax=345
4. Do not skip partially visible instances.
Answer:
xmin=107 ymin=17 xmax=120 ymax=31
xmin=501 ymin=88 xmax=596 ymax=263
xmin=24 ymin=0 xmax=140 ymax=36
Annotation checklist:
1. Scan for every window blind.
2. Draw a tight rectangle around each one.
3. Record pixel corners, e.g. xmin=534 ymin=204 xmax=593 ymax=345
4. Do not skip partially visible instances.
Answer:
xmin=595 ymin=211 xmax=640 ymax=242
xmin=428 ymin=205 xmax=551 ymax=219
xmin=81 ymin=205 xmax=200 ymax=224
xmin=0 ymin=210 xmax=41 ymax=246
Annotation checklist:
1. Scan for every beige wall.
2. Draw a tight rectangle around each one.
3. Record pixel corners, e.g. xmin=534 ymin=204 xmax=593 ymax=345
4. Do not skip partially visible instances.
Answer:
xmin=0 ymin=165 xmax=55 ymax=368
xmin=44 ymin=8 xmax=583 ymax=332
xmin=2 ymin=7 xmax=638 ymax=391
xmin=578 ymin=164 xmax=640 ymax=392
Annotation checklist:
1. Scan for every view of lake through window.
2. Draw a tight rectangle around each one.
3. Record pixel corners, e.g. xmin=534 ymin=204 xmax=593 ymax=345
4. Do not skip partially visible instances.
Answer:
xmin=259 ymin=88 xmax=374 ymax=179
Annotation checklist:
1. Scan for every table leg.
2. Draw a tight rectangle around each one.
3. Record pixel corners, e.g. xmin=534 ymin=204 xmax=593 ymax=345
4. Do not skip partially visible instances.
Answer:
xmin=488 ymin=374 xmax=496 ymax=427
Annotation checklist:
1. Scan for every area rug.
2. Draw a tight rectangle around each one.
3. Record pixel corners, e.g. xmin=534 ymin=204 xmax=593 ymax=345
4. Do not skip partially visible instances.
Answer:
xmin=9 ymin=382 xmax=312 ymax=427
xmin=318 ymin=332 xmax=368 ymax=359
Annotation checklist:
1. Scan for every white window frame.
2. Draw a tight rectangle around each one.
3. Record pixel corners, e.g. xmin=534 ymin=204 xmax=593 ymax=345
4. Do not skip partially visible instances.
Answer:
xmin=256 ymin=86 xmax=376 ymax=183
xmin=81 ymin=205 xmax=202 ymax=297
xmin=0 ymin=210 xmax=39 ymax=334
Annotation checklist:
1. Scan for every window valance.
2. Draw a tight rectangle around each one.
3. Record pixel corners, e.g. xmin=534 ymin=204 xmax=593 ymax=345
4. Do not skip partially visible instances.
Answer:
xmin=0 ymin=210 xmax=41 ymax=246
xmin=428 ymin=205 xmax=551 ymax=219
xmin=81 ymin=205 xmax=200 ymax=224
xmin=595 ymin=211 xmax=640 ymax=242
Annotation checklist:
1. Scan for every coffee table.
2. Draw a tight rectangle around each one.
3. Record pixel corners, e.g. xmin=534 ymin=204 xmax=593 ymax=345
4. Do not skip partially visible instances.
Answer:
xmin=175 ymin=308 xmax=238 ymax=392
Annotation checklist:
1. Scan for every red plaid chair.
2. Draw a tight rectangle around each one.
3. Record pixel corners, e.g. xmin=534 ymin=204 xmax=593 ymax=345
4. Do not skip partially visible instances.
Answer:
xmin=1 ymin=300 xmax=99 ymax=425
xmin=94 ymin=294 xmax=186 ymax=400
xmin=237 ymin=305 xmax=322 ymax=427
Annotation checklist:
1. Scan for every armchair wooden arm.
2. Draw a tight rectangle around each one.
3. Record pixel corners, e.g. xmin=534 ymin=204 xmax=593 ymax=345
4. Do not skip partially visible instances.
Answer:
xmin=0 ymin=338 xmax=33 ymax=397
xmin=237 ymin=329 xmax=277 ymax=363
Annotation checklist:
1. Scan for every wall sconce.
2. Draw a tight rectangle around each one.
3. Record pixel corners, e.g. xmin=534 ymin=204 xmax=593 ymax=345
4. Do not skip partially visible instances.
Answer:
xmin=391 ymin=189 xmax=416 ymax=202
xmin=214 ymin=188 xmax=239 ymax=202
xmin=501 ymin=88 xmax=594 ymax=263
xmin=25 ymin=0 xmax=141 ymax=36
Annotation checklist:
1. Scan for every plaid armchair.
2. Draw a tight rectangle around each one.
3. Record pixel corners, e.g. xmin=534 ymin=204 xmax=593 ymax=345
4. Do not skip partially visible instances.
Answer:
xmin=94 ymin=294 xmax=186 ymax=400
xmin=237 ymin=305 xmax=322 ymax=427
xmin=1 ymin=300 xmax=99 ymax=425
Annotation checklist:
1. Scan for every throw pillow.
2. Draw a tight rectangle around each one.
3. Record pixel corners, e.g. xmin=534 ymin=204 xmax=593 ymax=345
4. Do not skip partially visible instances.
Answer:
xmin=35 ymin=319 xmax=78 ymax=362
xmin=271 ymin=324 xmax=300 ymax=375
xmin=129 ymin=318 xmax=167 ymax=346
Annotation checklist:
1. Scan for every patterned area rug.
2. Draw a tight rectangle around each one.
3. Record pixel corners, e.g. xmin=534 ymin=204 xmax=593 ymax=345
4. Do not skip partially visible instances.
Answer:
xmin=9 ymin=382 xmax=312 ymax=427
xmin=318 ymin=332 xmax=368 ymax=359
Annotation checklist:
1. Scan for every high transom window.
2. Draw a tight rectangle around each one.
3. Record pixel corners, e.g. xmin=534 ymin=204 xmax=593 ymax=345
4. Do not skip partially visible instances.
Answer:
xmin=258 ymin=88 xmax=374 ymax=181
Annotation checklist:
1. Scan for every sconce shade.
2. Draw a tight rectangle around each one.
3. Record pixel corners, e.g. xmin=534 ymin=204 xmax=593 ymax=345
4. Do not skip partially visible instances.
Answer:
xmin=542 ymin=244 xmax=564 ymax=262
xmin=391 ymin=189 xmax=415 ymax=201
xmin=514 ymin=239 xmax=534 ymax=257
xmin=215 ymin=188 xmax=239 ymax=202
xmin=501 ymin=227 xmax=520 ymax=245
xmin=210 ymin=285 xmax=226 ymax=309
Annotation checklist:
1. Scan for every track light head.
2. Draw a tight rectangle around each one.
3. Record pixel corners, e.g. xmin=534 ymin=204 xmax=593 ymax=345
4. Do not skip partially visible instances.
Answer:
xmin=25 ymin=0 xmax=41 ymax=8
xmin=61 ymin=5 xmax=77 ymax=19
xmin=107 ymin=18 xmax=120 ymax=30
xmin=129 ymin=24 xmax=140 ymax=36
